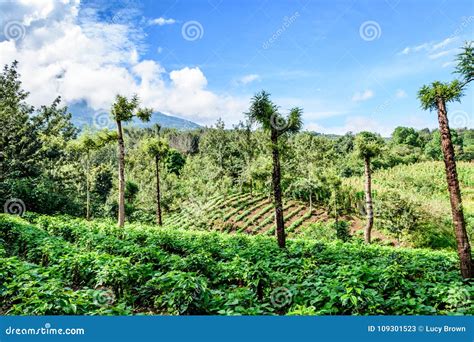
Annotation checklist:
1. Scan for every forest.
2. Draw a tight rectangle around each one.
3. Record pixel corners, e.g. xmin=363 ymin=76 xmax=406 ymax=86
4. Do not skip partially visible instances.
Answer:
xmin=0 ymin=44 xmax=473 ymax=316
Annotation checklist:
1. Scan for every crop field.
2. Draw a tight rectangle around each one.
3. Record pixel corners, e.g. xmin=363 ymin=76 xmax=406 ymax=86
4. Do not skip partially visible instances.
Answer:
xmin=1 ymin=214 xmax=472 ymax=316
xmin=163 ymin=193 xmax=337 ymax=238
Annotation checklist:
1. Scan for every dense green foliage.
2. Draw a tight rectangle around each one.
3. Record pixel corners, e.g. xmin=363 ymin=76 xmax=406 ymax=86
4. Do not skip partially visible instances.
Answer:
xmin=345 ymin=161 xmax=474 ymax=248
xmin=0 ymin=214 xmax=472 ymax=315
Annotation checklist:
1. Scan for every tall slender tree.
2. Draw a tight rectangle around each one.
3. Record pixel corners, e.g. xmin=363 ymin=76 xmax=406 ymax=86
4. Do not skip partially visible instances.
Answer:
xmin=143 ymin=137 xmax=169 ymax=226
xmin=354 ymin=132 xmax=384 ymax=244
xmin=111 ymin=95 xmax=152 ymax=227
xmin=68 ymin=129 xmax=116 ymax=220
xmin=417 ymin=42 xmax=473 ymax=279
xmin=246 ymin=91 xmax=302 ymax=248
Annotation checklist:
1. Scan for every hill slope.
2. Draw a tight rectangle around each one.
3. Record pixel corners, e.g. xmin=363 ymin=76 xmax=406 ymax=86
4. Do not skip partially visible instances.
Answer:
xmin=163 ymin=193 xmax=376 ymax=243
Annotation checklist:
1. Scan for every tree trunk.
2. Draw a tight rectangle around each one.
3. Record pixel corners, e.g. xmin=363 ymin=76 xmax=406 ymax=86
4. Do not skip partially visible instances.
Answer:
xmin=437 ymin=98 xmax=472 ymax=279
xmin=117 ymin=120 xmax=125 ymax=228
xmin=250 ymin=176 xmax=253 ymax=197
xmin=364 ymin=156 xmax=373 ymax=244
xmin=86 ymin=152 xmax=90 ymax=221
xmin=271 ymin=129 xmax=285 ymax=248
xmin=155 ymin=155 xmax=162 ymax=226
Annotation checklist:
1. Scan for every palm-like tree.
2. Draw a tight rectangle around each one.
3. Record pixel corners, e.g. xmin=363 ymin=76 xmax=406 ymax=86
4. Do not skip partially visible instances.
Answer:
xmin=417 ymin=42 xmax=473 ymax=279
xmin=111 ymin=95 xmax=152 ymax=227
xmin=354 ymin=131 xmax=384 ymax=244
xmin=143 ymin=137 xmax=169 ymax=226
xmin=246 ymin=91 xmax=302 ymax=248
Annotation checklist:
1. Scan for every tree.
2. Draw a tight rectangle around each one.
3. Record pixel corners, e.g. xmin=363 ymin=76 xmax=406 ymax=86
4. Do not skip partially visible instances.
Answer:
xmin=234 ymin=120 xmax=259 ymax=195
xmin=0 ymin=61 xmax=38 ymax=202
xmin=417 ymin=42 xmax=473 ymax=278
xmin=111 ymin=95 xmax=152 ymax=227
xmin=142 ymin=137 xmax=169 ymax=225
xmin=354 ymin=131 xmax=384 ymax=244
xmin=246 ymin=91 xmax=302 ymax=248
xmin=391 ymin=126 xmax=421 ymax=147
xmin=68 ymin=129 xmax=116 ymax=220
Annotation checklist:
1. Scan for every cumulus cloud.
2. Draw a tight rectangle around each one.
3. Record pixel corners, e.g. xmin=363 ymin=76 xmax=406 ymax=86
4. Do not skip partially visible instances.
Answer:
xmin=0 ymin=0 xmax=247 ymax=126
xmin=352 ymin=89 xmax=374 ymax=102
xmin=149 ymin=17 xmax=176 ymax=26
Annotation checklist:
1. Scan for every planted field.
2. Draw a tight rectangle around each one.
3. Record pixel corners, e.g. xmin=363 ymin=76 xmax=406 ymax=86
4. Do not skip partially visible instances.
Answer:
xmin=163 ymin=193 xmax=333 ymax=237
xmin=0 ymin=214 xmax=471 ymax=316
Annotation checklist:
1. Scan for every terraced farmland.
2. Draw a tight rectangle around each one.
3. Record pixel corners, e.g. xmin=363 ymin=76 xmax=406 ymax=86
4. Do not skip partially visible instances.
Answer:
xmin=163 ymin=193 xmax=343 ymax=238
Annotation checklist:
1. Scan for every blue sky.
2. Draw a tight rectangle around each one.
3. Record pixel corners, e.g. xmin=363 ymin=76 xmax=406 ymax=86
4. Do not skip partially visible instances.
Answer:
xmin=0 ymin=0 xmax=472 ymax=135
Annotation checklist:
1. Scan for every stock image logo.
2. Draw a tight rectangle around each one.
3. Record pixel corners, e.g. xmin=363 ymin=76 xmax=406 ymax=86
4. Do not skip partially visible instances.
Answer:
xmin=93 ymin=111 xmax=114 ymax=130
xmin=270 ymin=113 xmax=289 ymax=131
xmin=3 ymin=20 xmax=26 ymax=41
xmin=181 ymin=21 xmax=204 ymax=41
xmin=4 ymin=198 xmax=26 ymax=216
xmin=93 ymin=288 xmax=116 ymax=307
xmin=449 ymin=110 xmax=472 ymax=128
xmin=359 ymin=21 xmax=382 ymax=41
xmin=270 ymin=287 xmax=293 ymax=308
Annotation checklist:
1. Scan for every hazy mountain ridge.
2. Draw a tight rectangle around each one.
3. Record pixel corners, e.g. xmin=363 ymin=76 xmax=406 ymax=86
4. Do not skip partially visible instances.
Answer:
xmin=67 ymin=101 xmax=201 ymax=130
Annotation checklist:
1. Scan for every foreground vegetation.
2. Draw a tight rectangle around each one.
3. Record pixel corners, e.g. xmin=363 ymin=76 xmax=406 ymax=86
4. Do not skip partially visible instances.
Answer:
xmin=0 ymin=214 xmax=472 ymax=315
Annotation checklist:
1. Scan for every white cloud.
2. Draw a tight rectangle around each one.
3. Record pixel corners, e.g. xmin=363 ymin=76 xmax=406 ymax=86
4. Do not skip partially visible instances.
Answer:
xmin=428 ymin=48 xmax=458 ymax=60
xmin=442 ymin=61 xmax=456 ymax=68
xmin=399 ymin=37 xmax=458 ymax=56
xmin=395 ymin=89 xmax=407 ymax=98
xmin=149 ymin=17 xmax=176 ymax=26
xmin=0 ymin=1 xmax=247 ymax=126
xmin=352 ymin=89 xmax=374 ymax=102
xmin=237 ymin=74 xmax=260 ymax=85
xmin=432 ymin=37 xmax=457 ymax=51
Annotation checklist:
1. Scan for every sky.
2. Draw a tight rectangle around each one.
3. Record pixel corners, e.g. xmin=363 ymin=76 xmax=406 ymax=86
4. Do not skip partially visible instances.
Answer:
xmin=0 ymin=0 xmax=473 ymax=136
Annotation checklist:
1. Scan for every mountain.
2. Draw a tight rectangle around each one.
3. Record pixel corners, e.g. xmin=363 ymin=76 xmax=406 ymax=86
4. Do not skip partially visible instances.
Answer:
xmin=67 ymin=101 xmax=201 ymax=131
xmin=130 ymin=112 xmax=201 ymax=130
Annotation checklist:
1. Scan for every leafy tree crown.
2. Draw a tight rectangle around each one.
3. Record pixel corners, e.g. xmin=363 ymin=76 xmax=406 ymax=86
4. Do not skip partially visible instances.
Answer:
xmin=354 ymin=131 xmax=385 ymax=159
xmin=246 ymin=90 xmax=303 ymax=135
xmin=110 ymin=94 xmax=153 ymax=123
